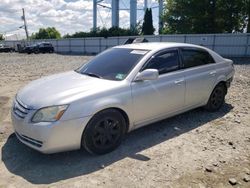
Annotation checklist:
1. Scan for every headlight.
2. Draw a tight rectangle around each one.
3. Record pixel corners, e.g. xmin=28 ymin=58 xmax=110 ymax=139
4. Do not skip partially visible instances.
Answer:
xmin=32 ymin=105 xmax=68 ymax=123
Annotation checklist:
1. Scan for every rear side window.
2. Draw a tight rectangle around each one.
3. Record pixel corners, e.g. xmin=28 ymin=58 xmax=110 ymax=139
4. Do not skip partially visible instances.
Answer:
xmin=143 ymin=50 xmax=179 ymax=75
xmin=43 ymin=43 xmax=51 ymax=47
xmin=182 ymin=49 xmax=215 ymax=68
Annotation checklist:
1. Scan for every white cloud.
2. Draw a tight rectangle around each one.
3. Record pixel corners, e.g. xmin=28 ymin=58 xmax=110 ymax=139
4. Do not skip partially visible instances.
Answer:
xmin=66 ymin=0 xmax=92 ymax=11
xmin=0 ymin=0 xmax=159 ymax=37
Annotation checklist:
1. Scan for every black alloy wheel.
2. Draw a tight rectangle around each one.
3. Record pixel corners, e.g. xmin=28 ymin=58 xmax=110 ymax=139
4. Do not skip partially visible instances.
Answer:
xmin=92 ymin=117 xmax=121 ymax=149
xmin=205 ymin=83 xmax=226 ymax=112
xmin=82 ymin=109 xmax=126 ymax=155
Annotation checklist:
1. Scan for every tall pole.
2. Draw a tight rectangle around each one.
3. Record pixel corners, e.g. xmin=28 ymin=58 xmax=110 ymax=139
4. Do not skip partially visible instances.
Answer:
xmin=22 ymin=8 xmax=29 ymax=39
xmin=112 ymin=0 xmax=119 ymax=27
xmin=130 ymin=0 xmax=137 ymax=30
xmin=93 ymin=0 xmax=97 ymax=31
xmin=159 ymin=0 xmax=163 ymax=33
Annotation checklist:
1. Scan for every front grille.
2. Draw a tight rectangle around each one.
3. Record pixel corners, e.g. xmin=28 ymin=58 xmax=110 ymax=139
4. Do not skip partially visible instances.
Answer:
xmin=15 ymin=132 xmax=43 ymax=148
xmin=13 ymin=98 xmax=30 ymax=119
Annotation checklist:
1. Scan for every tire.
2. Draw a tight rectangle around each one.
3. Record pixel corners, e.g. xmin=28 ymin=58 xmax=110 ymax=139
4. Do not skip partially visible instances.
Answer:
xmin=205 ymin=83 xmax=227 ymax=112
xmin=82 ymin=109 xmax=127 ymax=155
xmin=34 ymin=48 xmax=39 ymax=54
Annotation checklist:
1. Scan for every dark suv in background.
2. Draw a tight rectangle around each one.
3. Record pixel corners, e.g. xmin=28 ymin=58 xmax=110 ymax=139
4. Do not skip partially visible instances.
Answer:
xmin=0 ymin=44 xmax=15 ymax=52
xmin=24 ymin=42 xmax=54 ymax=54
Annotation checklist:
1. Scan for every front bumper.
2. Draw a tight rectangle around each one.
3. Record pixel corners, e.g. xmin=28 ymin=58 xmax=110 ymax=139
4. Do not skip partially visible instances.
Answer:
xmin=226 ymin=77 xmax=233 ymax=88
xmin=11 ymin=110 xmax=92 ymax=154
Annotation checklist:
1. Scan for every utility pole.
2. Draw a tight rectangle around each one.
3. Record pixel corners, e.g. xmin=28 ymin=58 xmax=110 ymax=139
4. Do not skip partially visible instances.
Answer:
xmin=144 ymin=0 xmax=148 ymax=12
xmin=111 ymin=0 xmax=119 ymax=27
xmin=22 ymin=8 xmax=29 ymax=39
xmin=130 ymin=0 xmax=137 ymax=30
xmin=93 ymin=0 xmax=97 ymax=31
xmin=159 ymin=0 xmax=163 ymax=33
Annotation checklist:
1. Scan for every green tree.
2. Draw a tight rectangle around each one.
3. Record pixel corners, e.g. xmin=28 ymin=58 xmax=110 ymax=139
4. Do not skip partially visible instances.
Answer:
xmin=142 ymin=8 xmax=155 ymax=35
xmin=162 ymin=0 xmax=247 ymax=34
xmin=0 ymin=34 xmax=4 ymax=40
xmin=63 ymin=27 xmax=140 ymax=38
xmin=216 ymin=0 xmax=246 ymax=33
xmin=243 ymin=0 xmax=250 ymax=32
xmin=31 ymin=27 xmax=61 ymax=39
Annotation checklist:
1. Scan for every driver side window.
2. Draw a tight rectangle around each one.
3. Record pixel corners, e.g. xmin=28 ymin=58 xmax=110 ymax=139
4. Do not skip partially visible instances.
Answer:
xmin=143 ymin=50 xmax=180 ymax=75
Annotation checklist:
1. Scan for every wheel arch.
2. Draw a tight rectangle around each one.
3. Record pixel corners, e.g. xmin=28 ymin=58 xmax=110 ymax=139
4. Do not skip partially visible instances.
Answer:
xmin=86 ymin=106 xmax=130 ymax=133
xmin=80 ymin=107 xmax=130 ymax=152
xmin=213 ymin=75 xmax=228 ymax=93
xmin=205 ymin=77 xmax=228 ymax=105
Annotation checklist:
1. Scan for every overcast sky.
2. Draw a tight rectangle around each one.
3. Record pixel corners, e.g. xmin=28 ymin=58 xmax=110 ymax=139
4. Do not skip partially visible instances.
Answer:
xmin=0 ymin=0 xmax=159 ymax=37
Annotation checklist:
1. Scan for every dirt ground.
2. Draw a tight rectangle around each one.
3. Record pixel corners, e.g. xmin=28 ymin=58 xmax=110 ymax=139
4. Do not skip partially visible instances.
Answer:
xmin=0 ymin=53 xmax=249 ymax=188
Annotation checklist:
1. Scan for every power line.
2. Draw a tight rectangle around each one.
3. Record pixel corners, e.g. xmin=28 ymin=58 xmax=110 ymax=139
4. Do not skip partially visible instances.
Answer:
xmin=1 ymin=8 xmax=21 ymax=13
xmin=97 ymin=8 xmax=105 ymax=27
xmin=121 ymin=0 xmax=128 ymax=10
xmin=105 ymin=7 xmax=112 ymax=27
xmin=0 ymin=27 xmax=22 ymax=34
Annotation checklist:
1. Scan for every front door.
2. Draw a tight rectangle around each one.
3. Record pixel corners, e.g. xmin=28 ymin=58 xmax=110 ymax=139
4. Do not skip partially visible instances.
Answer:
xmin=131 ymin=49 xmax=185 ymax=126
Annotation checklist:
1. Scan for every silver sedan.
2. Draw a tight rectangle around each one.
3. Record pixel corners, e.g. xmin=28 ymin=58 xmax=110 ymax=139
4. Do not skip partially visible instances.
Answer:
xmin=12 ymin=42 xmax=234 ymax=154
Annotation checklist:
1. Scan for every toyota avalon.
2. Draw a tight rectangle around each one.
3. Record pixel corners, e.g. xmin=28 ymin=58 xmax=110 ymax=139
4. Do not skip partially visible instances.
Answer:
xmin=12 ymin=42 xmax=234 ymax=154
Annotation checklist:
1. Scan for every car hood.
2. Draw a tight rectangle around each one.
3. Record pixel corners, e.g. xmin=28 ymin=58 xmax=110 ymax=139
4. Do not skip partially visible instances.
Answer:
xmin=17 ymin=71 xmax=119 ymax=109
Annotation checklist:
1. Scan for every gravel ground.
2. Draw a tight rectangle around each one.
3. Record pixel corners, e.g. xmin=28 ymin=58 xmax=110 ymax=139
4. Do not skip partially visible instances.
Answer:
xmin=0 ymin=53 xmax=249 ymax=188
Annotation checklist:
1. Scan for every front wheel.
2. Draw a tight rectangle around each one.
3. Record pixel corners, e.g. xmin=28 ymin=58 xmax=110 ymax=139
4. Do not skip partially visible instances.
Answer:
xmin=205 ymin=83 xmax=227 ymax=112
xmin=82 ymin=109 xmax=126 ymax=155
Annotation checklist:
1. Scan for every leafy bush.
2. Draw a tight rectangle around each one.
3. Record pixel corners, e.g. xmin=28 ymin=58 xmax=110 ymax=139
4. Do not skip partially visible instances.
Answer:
xmin=63 ymin=27 xmax=140 ymax=38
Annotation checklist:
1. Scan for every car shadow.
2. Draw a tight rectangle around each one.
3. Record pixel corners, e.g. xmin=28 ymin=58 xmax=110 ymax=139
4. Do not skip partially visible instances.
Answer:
xmin=1 ymin=103 xmax=233 ymax=184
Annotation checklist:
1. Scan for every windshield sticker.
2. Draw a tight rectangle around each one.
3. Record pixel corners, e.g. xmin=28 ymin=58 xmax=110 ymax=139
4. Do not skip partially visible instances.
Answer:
xmin=115 ymin=73 xmax=125 ymax=80
xmin=130 ymin=50 xmax=148 ymax=55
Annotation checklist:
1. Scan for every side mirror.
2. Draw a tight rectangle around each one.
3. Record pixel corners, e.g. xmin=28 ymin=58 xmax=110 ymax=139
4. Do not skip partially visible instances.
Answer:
xmin=134 ymin=69 xmax=159 ymax=81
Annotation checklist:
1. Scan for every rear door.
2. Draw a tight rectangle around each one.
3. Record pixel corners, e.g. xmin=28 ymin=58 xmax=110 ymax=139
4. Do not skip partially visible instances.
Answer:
xmin=131 ymin=49 xmax=185 ymax=126
xmin=180 ymin=48 xmax=217 ymax=108
xmin=38 ymin=43 xmax=45 ymax=52
xmin=44 ymin=43 xmax=52 ymax=52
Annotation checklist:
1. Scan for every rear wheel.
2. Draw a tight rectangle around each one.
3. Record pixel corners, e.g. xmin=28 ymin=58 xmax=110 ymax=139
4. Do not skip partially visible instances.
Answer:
xmin=82 ymin=109 xmax=126 ymax=155
xmin=205 ymin=83 xmax=226 ymax=112
xmin=34 ymin=49 xmax=39 ymax=54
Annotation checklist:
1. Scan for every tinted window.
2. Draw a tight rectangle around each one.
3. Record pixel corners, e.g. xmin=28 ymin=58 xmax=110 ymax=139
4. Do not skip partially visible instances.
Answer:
xmin=182 ymin=49 xmax=215 ymax=68
xmin=143 ymin=50 xmax=179 ymax=74
xmin=43 ymin=43 xmax=52 ymax=47
xmin=77 ymin=48 xmax=148 ymax=81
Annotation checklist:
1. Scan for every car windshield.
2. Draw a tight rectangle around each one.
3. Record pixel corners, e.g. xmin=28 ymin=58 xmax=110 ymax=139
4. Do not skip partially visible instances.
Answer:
xmin=76 ymin=48 xmax=148 ymax=81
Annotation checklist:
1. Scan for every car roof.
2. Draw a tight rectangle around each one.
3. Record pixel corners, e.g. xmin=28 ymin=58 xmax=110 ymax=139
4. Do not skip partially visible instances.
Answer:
xmin=115 ymin=42 xmax=208 ymax=51
xmin=114 ymin=42 xmax=224 ymax=63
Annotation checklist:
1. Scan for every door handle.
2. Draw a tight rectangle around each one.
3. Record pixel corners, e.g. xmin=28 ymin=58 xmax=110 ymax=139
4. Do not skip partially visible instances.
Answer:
xmin=174 ymin=79 xmax=184 ymax=85
xmin=209 ymin=71 xmax=216 ymax=76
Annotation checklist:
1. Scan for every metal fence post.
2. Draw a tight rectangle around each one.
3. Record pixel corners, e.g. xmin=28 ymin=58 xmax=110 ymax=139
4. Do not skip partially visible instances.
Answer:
xmin=184 ymin=35 xmax=187 ymax=43
xmin=212 ymin=34 xmax=216 ymax=50
xmin=99 ymin=38 xmax=101 ymax=53
xmin=83 ymin=38 xmax=86 ymax=54
xmin=245 ymin=34 xmax=249 ymax=57
xmin=56 ymin=39 xmax=58 ymax=53
xmin=69 ymin=38 xmax=71 ymax=54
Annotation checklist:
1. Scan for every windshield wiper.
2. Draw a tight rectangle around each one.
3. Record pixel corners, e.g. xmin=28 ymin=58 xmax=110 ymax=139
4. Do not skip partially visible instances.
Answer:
xmin=82 ymin=72 xmax=102 ymax=78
